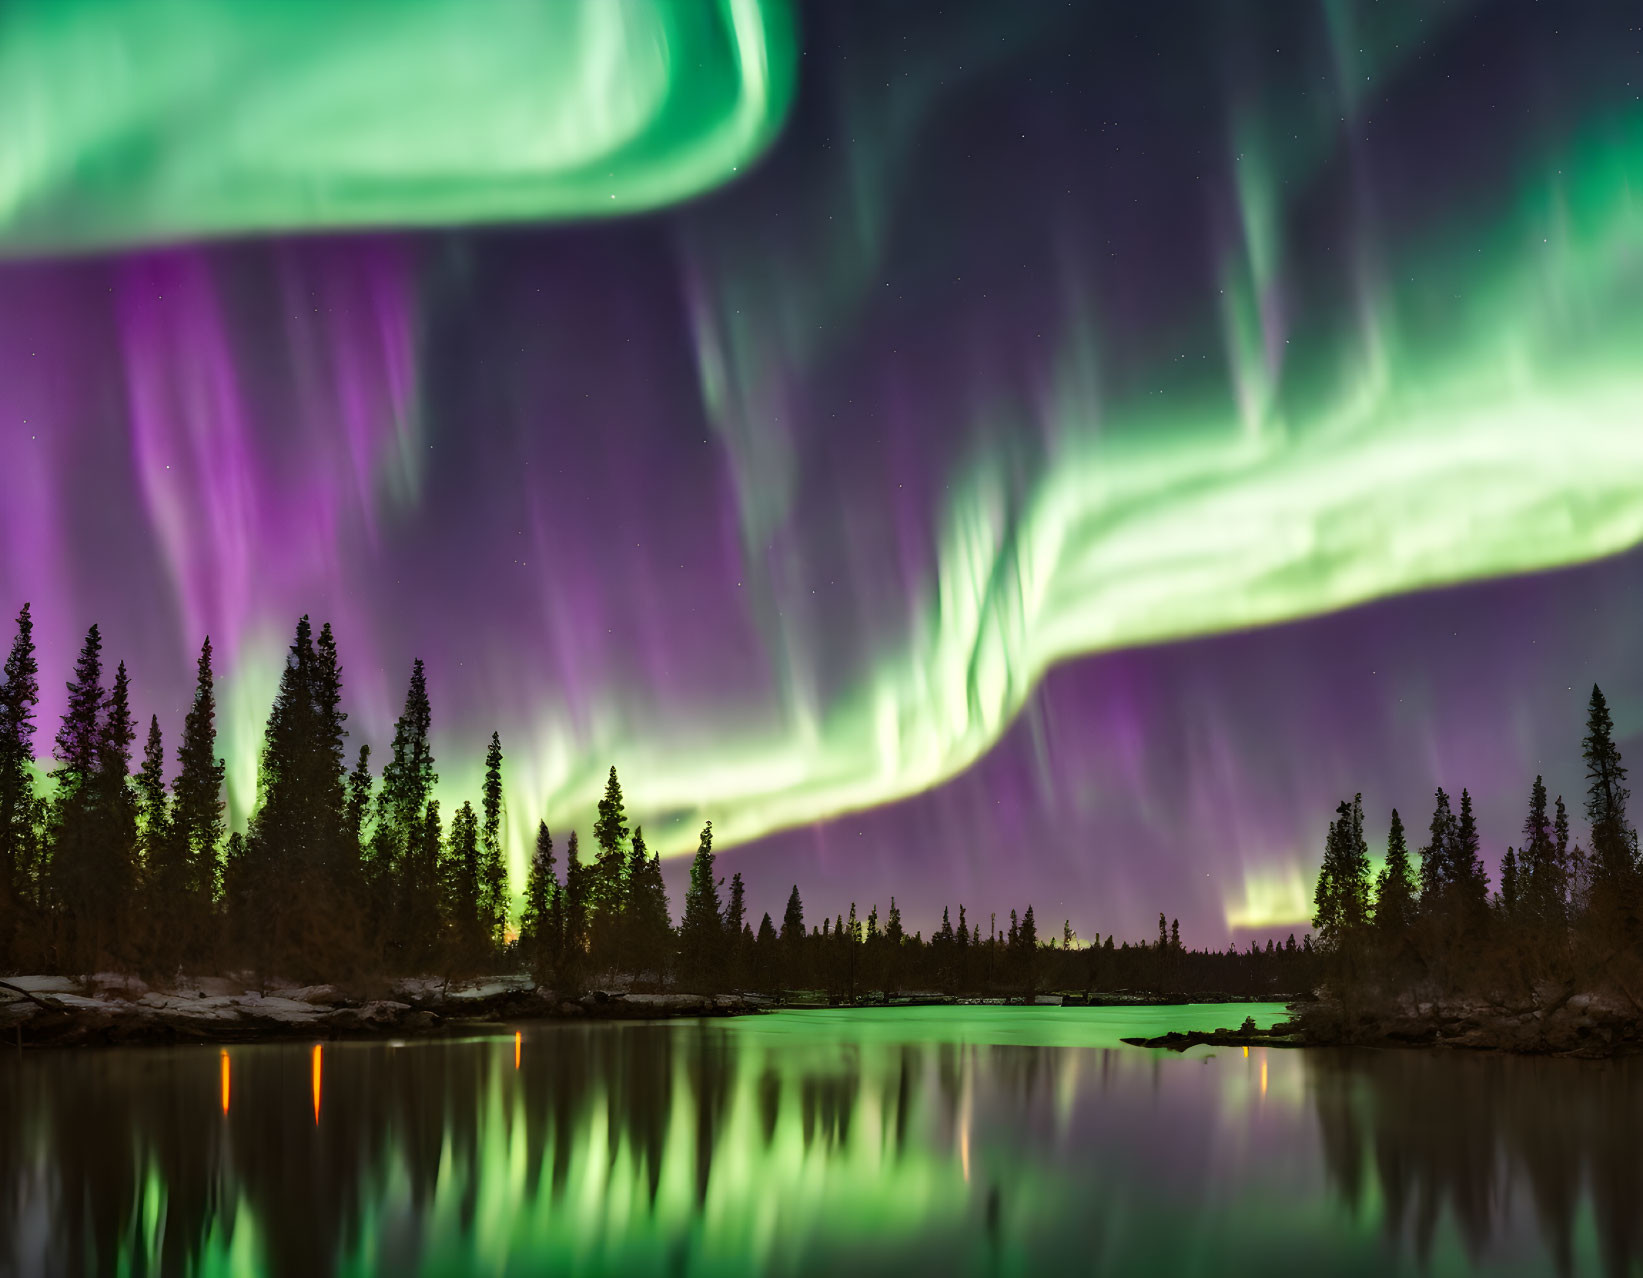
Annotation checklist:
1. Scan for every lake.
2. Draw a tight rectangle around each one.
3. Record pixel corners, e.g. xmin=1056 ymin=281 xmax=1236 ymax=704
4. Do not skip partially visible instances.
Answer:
xmin=2 ymin=1003 xmax=1636 ymax=1276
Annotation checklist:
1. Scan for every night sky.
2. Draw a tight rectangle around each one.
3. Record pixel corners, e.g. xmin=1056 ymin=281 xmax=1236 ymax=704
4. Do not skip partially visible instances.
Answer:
xmin=3 ymin=0 xmax=1641 ymax=944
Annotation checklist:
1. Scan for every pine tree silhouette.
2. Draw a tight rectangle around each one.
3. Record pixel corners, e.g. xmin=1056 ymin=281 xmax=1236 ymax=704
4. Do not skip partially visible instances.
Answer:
xmin=479 ymin=732 xmax=507 ymax=947
xmin=559 ymin=832 xmax=589 ymax=993
xmin=1452 ymin=789 xmax=1489 ymax=915
xmin=1419 ymin=788 xmax=1455 ymax=903
xmin=725 ymin=870 xmax=747 ymax=989
xmin=588 ymin=766 xmax=629 ymax=970
xmin=680 ymin=821 xmax=723 ymax=991
xmin=623 ymin=826 xmax=671 ymax=986
xmin=1018 ymin=905 xmax=1039 ymax=999
xmin=0 ymin=604 xmax=40 ymax=964
xmin=522 ymin=821 xmax=561 ymax=979
xmin=372 ymin=657 xmax=437 ymax=961
xmin=1373 ymin=808 xmax=1417 ymax=942
xmin=46 ymin=626 xmax=104 ymax=970
xmin=173 ymin=637 xmax=225 ymax=958
xmin=1583 ymin=684 xmax=1635 ymax=904
xmin=781 ymin=884 xmax=806 ymax=988
xmin=136 ymin=713 xmax=178 ymax=967
xmin=446 ymin=800 xmax=482 ymax=967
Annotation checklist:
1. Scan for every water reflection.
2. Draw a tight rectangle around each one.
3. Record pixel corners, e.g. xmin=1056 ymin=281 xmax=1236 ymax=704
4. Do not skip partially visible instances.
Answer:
xmin=0 ymin=1008 xmax=1635 ymax=1276
xmin=1310 ymin=1049 xmax=1643 ymax=1278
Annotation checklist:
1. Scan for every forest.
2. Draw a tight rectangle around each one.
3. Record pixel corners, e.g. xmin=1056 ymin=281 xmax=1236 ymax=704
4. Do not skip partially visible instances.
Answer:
xmin=1310 ymin=682 xmax=1640 ymax=1006
xmin=0 ymin=604 xmax=1311 ymax=1000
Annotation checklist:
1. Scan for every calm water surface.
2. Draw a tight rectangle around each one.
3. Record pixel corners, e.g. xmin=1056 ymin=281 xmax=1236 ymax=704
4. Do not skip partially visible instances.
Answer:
xmin=3 ymin=1004 xmax=1638 ymax=1276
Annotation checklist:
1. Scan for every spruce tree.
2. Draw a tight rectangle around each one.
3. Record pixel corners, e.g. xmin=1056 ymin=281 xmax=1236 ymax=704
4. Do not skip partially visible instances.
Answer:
xmin=725 ymin=869 xmax=748 ymax=987
xmin=1017 ymin=904 xmax=1039 ymax=998
xmin=1419 ymin=788 xmax=1455 ymax=902
xmin=311 ymin=623 xmax=350 ymax=865
xmin=86 ymin=660 xmax=138 ymax=967
xmin=1499 ymin=847 xmax=1520 ymax=916
xmin=55 ymin=624 xmax=104 ymax=778
xmin=726 ymin=871 xmax=746 ymax=940
xmin=520 ymin=822 xmax=559 ymax=986
xmin=1554 ymin=794 xmax=1571 ymax=876
xmin=137 ymin=713 xmax=184 ymax=969
xmin=1313 ymin=796 xmax=1371 ymax=951
xmin=1569 ymin=841 xmax=1591 ymax=916
xmin=1582 ymin=684 xmax=1635 ymax=898
xmin=882 ymin=897 xmax=904 ymax=996
xmin=446 ymin=800 xmax=482 ymax=953
xmin=403 ymin=800 xmax=444 ymax=969
xmin=1452 ymin=789 xmax=1489 ymax=913
xmin=221 ymin=831 xmax=249 ymax=951
xmin=48 ymin=620 xmax=106 ymax=952
xmin=242 ymin=618 xmax=317 ymax=972
xmin=344 ymin=745 xmax=372 ymax=865
xmin=588 ymin=766 xmax=629 ymax=966
xmin=0 ymin=604 xmax=40 ymax=954
xmin=620 ymin=824 xmax=657 ymax=979
xmin=626 ymin=826 xmax=672 ymax=984
xmin=479 ymin=732 xmax=507 ymax=948
xmin=781 ymin=883 xmax=806 ymax=989
xmin=935 ymin=906 xmax=955 ymax=990
xmin=378 ymin=658 xmax=436 ymax=848
xmin=559 ymin=831 xmax=589 ymax=991
xmin=136 ymin=715 xmax=172 ymax=889
xmin=1518 ymin=775 xmax=1564 ymax=926
xmin=306 ymin=625 xmax=357 ymax=972
xmin=173 ymin=637 xmax=226 ymax=931
xmin=754 ymin=911 xmax=778 ymax=990
xmin=373 ymin=658 xmax=437 ymax=954
xmin=47 ymin=627 xmax=114 ymax=966
xmin=1373 ymin=808 xmax=1417 ymax=940
xmin=680 ymin=821 xmax=723 ymax=989
xmin=845 ymin=902 xmax=860 ymax=1000
xmin=781 ymin=884 xmax=805 ymax=942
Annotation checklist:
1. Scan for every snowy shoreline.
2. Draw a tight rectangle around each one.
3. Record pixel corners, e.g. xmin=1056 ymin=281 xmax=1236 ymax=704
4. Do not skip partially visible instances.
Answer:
xmin=0 ymin=974 xmax=770 ymax=1047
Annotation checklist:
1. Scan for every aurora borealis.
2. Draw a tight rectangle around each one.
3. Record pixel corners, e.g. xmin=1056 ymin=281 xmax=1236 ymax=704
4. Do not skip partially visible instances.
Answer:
xmin=0 ymin=0 xmax=795 ymax=250
xmin=3 ymin=0 xmax=1642 ymax=940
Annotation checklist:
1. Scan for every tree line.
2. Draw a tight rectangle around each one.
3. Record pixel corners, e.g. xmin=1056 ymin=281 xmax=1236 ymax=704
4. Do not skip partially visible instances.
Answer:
xmin=1 ymin=604 xmax=1312 ymax=998
xmin=0 ymin=607 xmax=516 ymax=982
xmin=1311 ymin=683 xmax=1639 ymax=999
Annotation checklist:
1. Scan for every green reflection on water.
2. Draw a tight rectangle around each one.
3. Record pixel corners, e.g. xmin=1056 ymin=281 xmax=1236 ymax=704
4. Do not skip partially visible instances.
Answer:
xmin=1 ymin=1006 xmax=1634 ymax=1276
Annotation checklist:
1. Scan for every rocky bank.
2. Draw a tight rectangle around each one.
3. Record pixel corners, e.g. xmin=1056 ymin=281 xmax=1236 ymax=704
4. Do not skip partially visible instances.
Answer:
xmin=1294 ymin=987 xmax=1643 ymax=1056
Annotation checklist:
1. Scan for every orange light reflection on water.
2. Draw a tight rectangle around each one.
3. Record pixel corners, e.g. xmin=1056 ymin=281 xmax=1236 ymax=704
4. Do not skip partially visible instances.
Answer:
xmin=220 ymin=1050 xmax=230 ymax=1115
xmin=514 ymin=1031 xmax=521 ymax=1070
xmin=311 ymin=1044 xmax=322 ymax=1124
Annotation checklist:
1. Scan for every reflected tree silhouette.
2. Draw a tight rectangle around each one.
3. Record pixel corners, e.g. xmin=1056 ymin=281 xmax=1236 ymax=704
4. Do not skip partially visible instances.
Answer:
xmin=1311 ymin=1051 xmax=1643 ymax=1277
xmin=6 ymin=1023 xmax=1641 ymax=1277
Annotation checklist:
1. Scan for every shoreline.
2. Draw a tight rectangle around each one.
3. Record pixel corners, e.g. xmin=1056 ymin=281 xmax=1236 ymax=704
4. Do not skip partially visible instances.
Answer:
xmin=1106 ymin=992 xmax=1643 ymax=1058
xmin=1289 ymin=990 xmax=1643 ymax=1058
xmin=0 ymin=975 xmax=1295 ymax=1049
xmin=0 ymin=976 xmax=770 ymax=1049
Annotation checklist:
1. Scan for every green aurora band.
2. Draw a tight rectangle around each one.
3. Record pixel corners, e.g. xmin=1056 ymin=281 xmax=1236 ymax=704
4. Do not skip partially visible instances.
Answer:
xmin=0 ymin=0 xmax=796 ymax=252
xmin=431 ymin=101 xmax=1643 ymax=930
